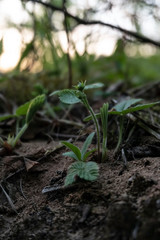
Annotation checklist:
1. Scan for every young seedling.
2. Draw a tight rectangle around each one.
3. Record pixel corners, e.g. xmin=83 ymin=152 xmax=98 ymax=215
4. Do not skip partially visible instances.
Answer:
xmin=111 ymin=98 xmax=160 ymax=153
xmin=112 ymin=98 xmax=143 ymax=153
xmin=62 ymin=132 xmax=99 ymax=186
xmin=0 ymin=94 xmax=46 ymax=150
xmin=84 ymin=98 xmax=160 ymax=153
xmin=50 ymin=81 xmax=104 ymax=159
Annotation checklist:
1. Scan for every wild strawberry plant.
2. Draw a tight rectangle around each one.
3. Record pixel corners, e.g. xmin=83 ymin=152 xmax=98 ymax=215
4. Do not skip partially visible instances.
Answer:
xmin=0 ymin=94 xmax=46 ymax=150
xmin=62 ymin=132 xmax=99 ymax=186
xmin=50 ymin=81 xmax=104 ymax=159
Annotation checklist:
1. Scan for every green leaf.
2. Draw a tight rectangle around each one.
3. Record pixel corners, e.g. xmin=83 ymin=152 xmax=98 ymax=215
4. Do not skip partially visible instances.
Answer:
xmin=113 ymin=98 xmax=142 ymax=112
xmin=75 ymin=81 xmax=86 ymax=91
xmin=62 ymin=141 xmax=81 ymax=161
xmin=83 ymin=148 xmax=96 ymax=161
xmin=49 ymin=90 xmax=61 ymax=97
xmin=59 ymin=90 xmax=81 ymax=104
xmin=0 ymin=114 xmax=16 ymax=122
xmin=49 ymin=83 xmax=103 ymax=103
xmin=84 ymin=83 xmax=104 ymax=90
xmin=65 ymin=161 xmax=99 ymax=186
xmin=84 ymin=161 xmax=99 ymax=180
xmin=119 ymin=101 xmax=160 ymax=115
xmin=65 ymin=169 xmax=77 ymax=186
xmin=83 ymin=114 xmax=96 ymax=122
xmin=81 ymin=132 xmax=95 ymax=160
xmin=0 ymin=96 xmax=46 ymax=122
xmin=25 ymin=94 xmax=46 ymax=124
xmin=84 ymin=100 xmax=160 ymax=120
xmin=100 ymin=103 xmax=108 ymax=134
xmin=110 ymin=101 xmax=160 ymax=115
xmin=63 ymin=151 xmax=79 ymax=161
xmin=16 ymin=100 xmax=32 ymax=116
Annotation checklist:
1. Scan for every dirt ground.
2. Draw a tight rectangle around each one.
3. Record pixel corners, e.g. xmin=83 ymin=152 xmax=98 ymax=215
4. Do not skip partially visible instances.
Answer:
xmin=0 ymin=83 xmax=160 ymax=240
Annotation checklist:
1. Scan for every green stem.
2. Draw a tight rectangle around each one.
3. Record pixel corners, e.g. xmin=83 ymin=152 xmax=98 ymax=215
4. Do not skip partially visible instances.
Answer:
xmin=102 ymin=138 xmax=107 ymax=161
xmin=16 ymin=118 xmax=20 ymax=136
xmin=100 ymin=103 xmax=108 ymax=161
xmin=45 ymin=101 xmax=57 ymax=118
xmin=12 ymin=123 xmax=28 ymax=148
xmin=114 ymin=115 xmax=124 ymax=154
xmin=81 ymin=95 xmax=101 ymax=159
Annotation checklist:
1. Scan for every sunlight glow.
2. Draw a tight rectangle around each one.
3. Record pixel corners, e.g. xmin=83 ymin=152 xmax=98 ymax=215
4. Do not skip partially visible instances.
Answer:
xmin=0 ymin=0 xmax=158 ymax=72
xmin=0 ymin=28 xmax=22 ymax=72
xmin=59 ymin=26 xmax=116 ymax=56
xmin=0 ymin=0 xmax=117 ymax=72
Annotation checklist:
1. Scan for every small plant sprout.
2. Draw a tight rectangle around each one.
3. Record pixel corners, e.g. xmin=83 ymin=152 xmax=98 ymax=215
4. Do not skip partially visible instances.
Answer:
xmin=112 ymin=98 xmax=142 ymax=153
xmin=62 ymin=132 xmax=99 ymax=186
xmin=100 ymin=103 xmax=109 ymax=161
xmin=50 ymin=81 xmax=104 ymax=159
xmin=84 ymin=98 xmax=160 ymax=153
xmin=111 ymin=98 xmax=160 ymax=153
xmin=0 ymin=94 xmax=46 ymax=150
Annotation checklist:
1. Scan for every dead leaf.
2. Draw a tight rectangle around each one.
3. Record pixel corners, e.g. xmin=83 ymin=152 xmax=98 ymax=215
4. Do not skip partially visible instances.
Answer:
xmin=24 ymin=158 xmax=39 ymax=171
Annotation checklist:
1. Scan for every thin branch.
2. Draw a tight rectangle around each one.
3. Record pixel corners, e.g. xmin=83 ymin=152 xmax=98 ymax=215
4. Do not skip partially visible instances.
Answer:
xmin=63 ymin=0 xmax=73 ymax=88
xmin=26 ymin=0 xmax=160 ymax=48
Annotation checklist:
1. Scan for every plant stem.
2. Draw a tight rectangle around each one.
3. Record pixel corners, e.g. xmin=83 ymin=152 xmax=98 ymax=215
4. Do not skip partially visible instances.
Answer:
xmin=114 ymin=115 xmax=124 ymax=154
xmin=16 ymin=118 xmax=20 ymax=136
xmin=45 ymin=101 xmax=57 ymax=118
xmin=100 ymin=103 xmax=108 ymax=162
xmin=81 ymin=95 xmax=101 ymax=159
xmin=12 ymin=123 xmax=28 ymax=148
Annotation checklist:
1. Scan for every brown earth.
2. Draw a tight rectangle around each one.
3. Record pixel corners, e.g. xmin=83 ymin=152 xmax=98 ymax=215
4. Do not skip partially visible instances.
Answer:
xmin=0 ymin=137 xmax=160 ymax=240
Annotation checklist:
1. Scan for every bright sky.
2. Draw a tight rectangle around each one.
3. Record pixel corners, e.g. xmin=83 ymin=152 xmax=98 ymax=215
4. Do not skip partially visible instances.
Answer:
xmin=0 ymin=0 xmax=118 ymax=72
xmin=0 ymin=0 xmax=158 ymax=72
xmin=0 ymin=0 xmax=28 ymax=71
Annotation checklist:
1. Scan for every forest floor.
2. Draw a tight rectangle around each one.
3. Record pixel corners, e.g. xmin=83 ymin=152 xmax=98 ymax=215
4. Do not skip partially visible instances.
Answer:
xmin=0 ymin=81 xmax=160 ymax=240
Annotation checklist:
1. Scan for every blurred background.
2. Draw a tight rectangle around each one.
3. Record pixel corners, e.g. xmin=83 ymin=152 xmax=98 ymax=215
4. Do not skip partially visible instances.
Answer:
xmin=0 ymin=0 xmax=160 ymax=103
